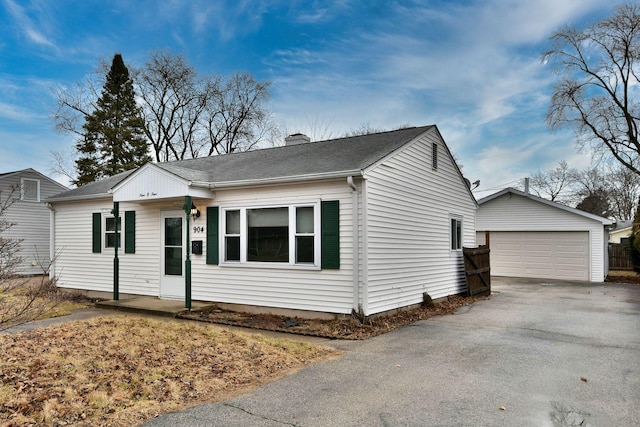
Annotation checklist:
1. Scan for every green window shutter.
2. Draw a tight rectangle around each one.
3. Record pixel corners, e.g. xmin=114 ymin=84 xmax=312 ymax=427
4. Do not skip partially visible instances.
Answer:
xmin=124 ymin=211 xmax=135 ymax=254
xmin=321 ymin=200 xmax=340 ymax=269
xmin=206 ymin=206 xmax=219 ymax=265
xmin=92 ymin=213 xmax=101 ymax=253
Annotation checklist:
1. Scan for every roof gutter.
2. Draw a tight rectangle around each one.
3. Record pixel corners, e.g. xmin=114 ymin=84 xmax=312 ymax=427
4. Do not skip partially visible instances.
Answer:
xmin=190 ymin=169 xmax=364 ymax=190
xmin=46 ymin=193 xmax=113 ymax=203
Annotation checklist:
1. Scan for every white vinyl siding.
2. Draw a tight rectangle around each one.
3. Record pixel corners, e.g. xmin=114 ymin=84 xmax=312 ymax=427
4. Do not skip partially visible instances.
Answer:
xmin=477 ymin=193 xmax=607 ymax=282
xmin=0 ymin=170 xmax=67 ymax=275
xmin=53 ymin=200 xmax=160 ymax=296
xmin=54 ymin=180 xmax=356 ymax=314
xmin=363 ymin=128 xmax=477 ymax=315
xmin=192 ymin=181 xmax=355 ymax=314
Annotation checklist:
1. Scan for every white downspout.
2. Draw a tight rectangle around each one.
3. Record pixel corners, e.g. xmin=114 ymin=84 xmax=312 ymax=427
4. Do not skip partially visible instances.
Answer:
xmin=47 ymin=203 xmax=55 ymax=280
xmin=347 ymin=176 xmax=359 ymax=312
xmin=361 ymin=178 xmax=369 ymax=316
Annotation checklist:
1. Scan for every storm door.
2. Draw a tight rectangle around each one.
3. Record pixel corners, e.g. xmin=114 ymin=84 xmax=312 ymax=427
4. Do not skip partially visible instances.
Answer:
xmin=160 ymin=210 xmax=185 ymax=299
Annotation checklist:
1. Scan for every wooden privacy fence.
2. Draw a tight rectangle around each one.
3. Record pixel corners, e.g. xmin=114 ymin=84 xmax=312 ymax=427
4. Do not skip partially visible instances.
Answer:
xmin=463 ymin=245 xmax=491 ymax=296
xmin=609 ymin=243 xmax=633 ymax=270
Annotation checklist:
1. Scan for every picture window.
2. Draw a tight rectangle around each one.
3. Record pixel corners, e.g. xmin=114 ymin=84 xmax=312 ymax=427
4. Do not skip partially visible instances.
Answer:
xmin=221 ymin=203 xmax=319 ymax=266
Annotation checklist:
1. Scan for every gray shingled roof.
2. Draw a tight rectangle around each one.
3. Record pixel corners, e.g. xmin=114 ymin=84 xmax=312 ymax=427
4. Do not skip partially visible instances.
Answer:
xmin=47 ymin=170 xmax=136 ymax=201
xmin=158 ymin=125 xmax=433 ymax=183
xmin=48 ymin=126 xmax=433 ymax=201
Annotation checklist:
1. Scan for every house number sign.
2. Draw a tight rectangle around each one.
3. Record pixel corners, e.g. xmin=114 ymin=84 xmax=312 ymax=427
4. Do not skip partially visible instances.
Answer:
xmin=193 ymin=226 xmax=205 ymax=233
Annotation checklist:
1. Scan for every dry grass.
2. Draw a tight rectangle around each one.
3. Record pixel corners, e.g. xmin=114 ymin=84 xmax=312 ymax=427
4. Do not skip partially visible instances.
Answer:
xmin=0 ymin=316 xmax=339 ymax=426
xmin=608 ymin=270 xmax=637 ymax=277
xmin=1 ymin=276 xmax=93 ymax=328
xmin=606 ymin=270 xmax=640 ymax=284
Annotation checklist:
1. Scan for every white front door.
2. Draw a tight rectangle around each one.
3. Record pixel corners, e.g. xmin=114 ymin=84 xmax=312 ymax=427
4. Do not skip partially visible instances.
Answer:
xmin=160 ymin=210 xmax=185 ymax=299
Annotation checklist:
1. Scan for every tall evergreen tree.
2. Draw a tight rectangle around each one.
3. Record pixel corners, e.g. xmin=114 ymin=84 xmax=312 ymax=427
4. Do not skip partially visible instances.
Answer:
xmin=74 ymin=53 xmax=151 ymax=186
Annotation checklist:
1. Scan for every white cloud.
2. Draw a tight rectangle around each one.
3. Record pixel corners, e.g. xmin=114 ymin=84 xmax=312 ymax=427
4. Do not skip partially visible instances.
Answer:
xmin=3 ymin=0 xmax=56 ymax=48
xmin=0 ymin=101 xmax=41 ymax=121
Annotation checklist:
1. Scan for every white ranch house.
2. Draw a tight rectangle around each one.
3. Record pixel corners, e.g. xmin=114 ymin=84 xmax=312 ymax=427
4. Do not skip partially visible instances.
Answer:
xmin=0 ymin=169 xmax=68 ymax=275
xmin=48 ymin=126 xmax=478 ymax=317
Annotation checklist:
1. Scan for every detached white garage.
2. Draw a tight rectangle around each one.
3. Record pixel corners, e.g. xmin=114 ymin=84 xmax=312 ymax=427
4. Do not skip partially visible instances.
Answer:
xmin=476 ymin=188 xmax=612 ymax=282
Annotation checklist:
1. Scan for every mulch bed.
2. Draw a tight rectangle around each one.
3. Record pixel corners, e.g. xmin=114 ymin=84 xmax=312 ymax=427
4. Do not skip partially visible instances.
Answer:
xmin=177 ymin=294 xmax=489 ymax=340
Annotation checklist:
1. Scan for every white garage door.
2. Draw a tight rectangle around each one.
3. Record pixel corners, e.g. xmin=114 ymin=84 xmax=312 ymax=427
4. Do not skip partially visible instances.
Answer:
xmin=489 ymin=231 xmax=589 ymax=281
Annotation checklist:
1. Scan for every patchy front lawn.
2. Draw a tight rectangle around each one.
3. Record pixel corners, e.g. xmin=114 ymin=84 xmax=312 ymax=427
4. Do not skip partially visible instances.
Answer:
xmin=0 ymin=316 xmax=339 ymax=426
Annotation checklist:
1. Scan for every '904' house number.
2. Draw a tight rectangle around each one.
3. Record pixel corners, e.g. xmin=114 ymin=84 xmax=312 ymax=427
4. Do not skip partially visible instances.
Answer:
xmin=193 ymin=226 xmax=205 ymax=233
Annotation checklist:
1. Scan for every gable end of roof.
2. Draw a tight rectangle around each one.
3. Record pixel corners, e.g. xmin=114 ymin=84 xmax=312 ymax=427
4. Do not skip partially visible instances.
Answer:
xmin=478 ymin=187 xmax=612 ymax=225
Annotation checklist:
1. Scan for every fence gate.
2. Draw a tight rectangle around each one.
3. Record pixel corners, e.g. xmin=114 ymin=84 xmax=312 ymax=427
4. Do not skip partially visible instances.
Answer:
xmin=463 ymin=245 xmax=491 ymax=296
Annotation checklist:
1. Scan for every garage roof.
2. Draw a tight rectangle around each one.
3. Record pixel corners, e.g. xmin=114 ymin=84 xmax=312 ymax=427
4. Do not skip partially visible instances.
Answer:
xmin=478 ymin=187 xmax=613 ymax=225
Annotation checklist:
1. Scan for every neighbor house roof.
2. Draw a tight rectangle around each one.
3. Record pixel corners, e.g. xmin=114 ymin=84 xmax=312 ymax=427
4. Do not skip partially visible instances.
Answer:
xmin=1 ymin=168 xmax=68 ymax=191
xmin=478 ymin=187 xmax=613 ymax=225
xmin=49 ymin=126 xmax=440 ymax=201
xmin=611 ymin=220 xmax=632 ymax=232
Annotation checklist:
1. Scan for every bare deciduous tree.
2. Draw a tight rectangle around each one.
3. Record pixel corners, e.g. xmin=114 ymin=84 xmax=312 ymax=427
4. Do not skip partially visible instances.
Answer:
xmin=528 ymin=160 xmax=578 ymax=203
xmin=52 ymin=50 xmax=279 ymax=177
xmin=545 ymin=4 xmax=640 ymax=177
xmin=606 ymin=161 xmax=640 ymax=220
xmin=528 ymin=159 xmax=639 ymax=220
xmin=137 ymin=51 xmax=210 ymax=162
xmin=203 ymin=72 xmax=272 ymax=155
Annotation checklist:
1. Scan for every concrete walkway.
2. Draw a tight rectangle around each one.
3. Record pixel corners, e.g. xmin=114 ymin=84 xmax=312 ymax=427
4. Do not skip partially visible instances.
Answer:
xmin=141 ymin=277 xmax=640 ymax=427
xmin=96 ymin=296 xmax=214 ymax=317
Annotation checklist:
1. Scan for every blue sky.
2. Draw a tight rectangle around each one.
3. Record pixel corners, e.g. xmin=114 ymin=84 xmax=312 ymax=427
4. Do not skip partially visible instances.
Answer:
xmin=0 ymin=0 xmax=627 ymax=194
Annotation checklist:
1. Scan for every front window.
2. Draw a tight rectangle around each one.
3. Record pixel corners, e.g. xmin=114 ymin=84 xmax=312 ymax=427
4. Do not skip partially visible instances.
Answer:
xmin=450 ymin=217 xmax=462 ymax=251
xmin=221 ymin=203 xmax=319 ymax=267
xmin=105 ymin=216 xmax=122 ymax=249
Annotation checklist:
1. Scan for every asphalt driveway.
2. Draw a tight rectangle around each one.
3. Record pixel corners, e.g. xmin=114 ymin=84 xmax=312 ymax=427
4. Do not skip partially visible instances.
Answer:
xmin=143 ymin=277 xmax=640 ymax=426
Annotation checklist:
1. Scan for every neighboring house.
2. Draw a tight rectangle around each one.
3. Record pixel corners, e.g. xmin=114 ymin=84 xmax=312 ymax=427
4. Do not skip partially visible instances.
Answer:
xmin=609 ymin=220 xmax=632 ymax=244
xmin=476 ymin=187 xmax=612 ymax=283
xmin=0 ymin=168 xmax=68 ymax=275
xmin=48 ymin=125 xmax=478 ymax=317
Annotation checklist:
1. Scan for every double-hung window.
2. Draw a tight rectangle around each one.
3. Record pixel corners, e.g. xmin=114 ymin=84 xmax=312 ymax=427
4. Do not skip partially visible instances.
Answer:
xmin=92 ymin=211 xmax=136 ymax=254
xmin=221 ymin=202 xmax=320 ymax=267
xmin=105 ymin=216 xmax=122 ymax=249
xmin=450 ymin=216 xmax=462 ymax=251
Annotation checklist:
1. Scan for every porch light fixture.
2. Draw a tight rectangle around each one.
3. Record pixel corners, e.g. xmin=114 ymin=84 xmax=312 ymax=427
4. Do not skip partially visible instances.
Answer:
xmin=190 ymin=203 xmax=201 ymax=221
